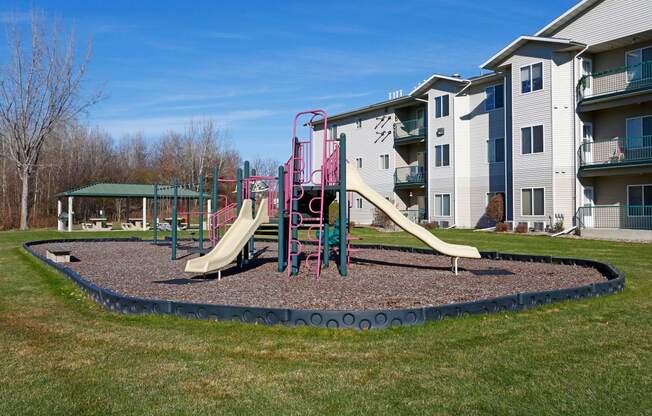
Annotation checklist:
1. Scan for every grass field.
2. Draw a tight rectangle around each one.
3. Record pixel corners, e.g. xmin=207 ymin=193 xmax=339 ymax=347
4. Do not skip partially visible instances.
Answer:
xmin=1 ymin=228 xmax=651 ymax=415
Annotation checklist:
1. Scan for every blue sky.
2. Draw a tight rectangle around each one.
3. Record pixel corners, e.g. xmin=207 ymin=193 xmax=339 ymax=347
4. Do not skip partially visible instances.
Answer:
xmin=1 ymin=0 xmax=575 ymax=161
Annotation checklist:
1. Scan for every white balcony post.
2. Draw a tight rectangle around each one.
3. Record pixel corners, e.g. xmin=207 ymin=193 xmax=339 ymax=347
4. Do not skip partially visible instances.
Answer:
xmin=67 ymin=196 xmax=73 ymax=232
xmin=142 ymin=197 xmax=147 ymax=230
xmin=206 ymin=199 xmax=211 ymax=230
xmin=57 ymin=200 xmax=63 ymax=231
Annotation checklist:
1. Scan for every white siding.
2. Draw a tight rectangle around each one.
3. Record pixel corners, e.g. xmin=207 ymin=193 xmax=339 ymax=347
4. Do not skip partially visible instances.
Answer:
xmin=551 ymin=51 xmax=576 ymax=228
xmin=552 ymin=0 xmax=652 ymax=46
xmin=505 ymin=42 xmax=556 ymax=225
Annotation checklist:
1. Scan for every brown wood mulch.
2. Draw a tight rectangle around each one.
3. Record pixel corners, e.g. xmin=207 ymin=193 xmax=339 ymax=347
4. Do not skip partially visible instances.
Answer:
xmin=33 ymin=241 xmax=606 ymax=311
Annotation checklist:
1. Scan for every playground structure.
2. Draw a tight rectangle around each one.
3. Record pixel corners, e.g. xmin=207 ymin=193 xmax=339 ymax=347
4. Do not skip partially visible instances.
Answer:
xmin=152 ymin=109 xmax=481 ymax=277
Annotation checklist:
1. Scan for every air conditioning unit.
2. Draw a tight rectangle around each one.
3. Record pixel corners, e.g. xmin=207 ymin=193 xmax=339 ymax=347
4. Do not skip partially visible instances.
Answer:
xmin=439 ymin=221 xmax=449 ymax=228
xmin=532 ymin=221 xmax=545 ymax=232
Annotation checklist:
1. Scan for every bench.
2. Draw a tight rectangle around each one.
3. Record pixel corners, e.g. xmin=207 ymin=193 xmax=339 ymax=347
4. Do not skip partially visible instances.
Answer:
xmin=46 ymin=246 xmax=71 ymax=263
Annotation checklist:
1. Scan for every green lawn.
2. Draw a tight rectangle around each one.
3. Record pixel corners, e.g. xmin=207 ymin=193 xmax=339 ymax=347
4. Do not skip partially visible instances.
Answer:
xmin=1 ymin=228 xmax=650 ymax=415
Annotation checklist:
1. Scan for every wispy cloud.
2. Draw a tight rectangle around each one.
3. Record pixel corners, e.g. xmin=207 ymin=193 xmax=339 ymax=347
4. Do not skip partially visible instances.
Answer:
xmin=203 ymin=31 xmax=251 ymax=40
xmin=98 ymin=109 xmax=277 ymax=137
xmin=0 ymin=11 xmax=30 ymax=24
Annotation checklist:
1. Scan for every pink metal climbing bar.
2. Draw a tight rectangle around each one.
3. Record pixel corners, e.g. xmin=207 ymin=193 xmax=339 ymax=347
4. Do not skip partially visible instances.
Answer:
xmin=286 ymin=109 xmax=340 ymax=278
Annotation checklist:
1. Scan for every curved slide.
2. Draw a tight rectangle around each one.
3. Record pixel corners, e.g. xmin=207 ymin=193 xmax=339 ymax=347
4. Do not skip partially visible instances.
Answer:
xmin=185 ymin=198 xmax=269 ymax=275
xmin=346 ymin=163 xmax=480 ymax=259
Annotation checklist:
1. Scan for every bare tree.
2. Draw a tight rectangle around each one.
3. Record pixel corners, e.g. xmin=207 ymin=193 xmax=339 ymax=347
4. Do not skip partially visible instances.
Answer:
xmin=0 ymin=12 xmax=101 ymax=229
xmin=251 ymin=156 xmax=280 ymax=177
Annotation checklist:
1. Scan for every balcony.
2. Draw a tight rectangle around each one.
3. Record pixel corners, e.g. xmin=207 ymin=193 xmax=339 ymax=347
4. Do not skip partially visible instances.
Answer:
xmin=576 ymin=205 xmax=652 ymax=230
xmin=399 ymin=209 xmax=426 ymax=222
xmin=578 ymin=137 xmax=652 ymax=173
xmin=394 ymin=165 xmax=425 ymax=188
xmin=578 ymin=61 xmax=652 ymax=105
xmin=394 ymin=117 xmax=426 ymax=145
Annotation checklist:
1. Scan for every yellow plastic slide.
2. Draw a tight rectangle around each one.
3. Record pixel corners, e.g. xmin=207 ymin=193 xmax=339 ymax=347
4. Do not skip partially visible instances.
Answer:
xmin=346 ymin=163 xmax=480 ymax=259
xmin=185 ymin=198 xmax=269 ymax=276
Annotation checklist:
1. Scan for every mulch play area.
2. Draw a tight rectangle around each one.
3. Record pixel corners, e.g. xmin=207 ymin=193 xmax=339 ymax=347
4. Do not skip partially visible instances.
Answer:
xmin=31 ymin=240 xmax=607 ymax=311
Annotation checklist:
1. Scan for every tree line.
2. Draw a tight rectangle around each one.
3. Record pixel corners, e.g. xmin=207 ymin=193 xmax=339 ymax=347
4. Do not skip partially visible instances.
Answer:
xmin=0 ymin=12 xmax=277 ymax=230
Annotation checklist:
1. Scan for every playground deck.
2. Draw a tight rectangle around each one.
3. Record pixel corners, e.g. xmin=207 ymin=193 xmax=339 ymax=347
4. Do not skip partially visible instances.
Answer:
xmin=30 ymin=240 xmax=605 ymax=311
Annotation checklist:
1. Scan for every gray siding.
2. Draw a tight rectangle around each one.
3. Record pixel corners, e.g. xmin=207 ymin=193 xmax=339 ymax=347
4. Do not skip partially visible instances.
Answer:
xmin=427 ymin=80 xmax=461 ymax=223
xmin=552 ymin=0 xmax=652 ymax=46
xmin=460 ymin=79 xmax=506 ymax=227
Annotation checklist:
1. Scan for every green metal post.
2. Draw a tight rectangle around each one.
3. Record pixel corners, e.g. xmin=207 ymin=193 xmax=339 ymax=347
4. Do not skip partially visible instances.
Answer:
xmin=277 ymin=165 xmax=286 ymax=272
xmin=212 ymin=167 xmax=218 ymax=214
xmin=172 ymin=181 xmax=178 ymax=260
xmin=198 ymin=175 xmax=204 ymax=252
xmin=236 ymin=168 xmax=243 ymax=267
xmin=338 ymin=133 xmax=347 ymax=276
xmin=243 ymin=161 xmax=250 ymax=264
xmin=323 ymin=222 xmax=330 ymax=268
xmin=153 ymin=183 xmax=158 ymax=244
xmin=249 ymin=168 xmax=256 ymax=258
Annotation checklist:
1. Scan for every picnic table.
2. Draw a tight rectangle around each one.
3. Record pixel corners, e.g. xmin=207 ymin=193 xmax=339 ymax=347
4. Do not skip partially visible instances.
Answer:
xmin=89 ymin=217 xmax=108 ymax=228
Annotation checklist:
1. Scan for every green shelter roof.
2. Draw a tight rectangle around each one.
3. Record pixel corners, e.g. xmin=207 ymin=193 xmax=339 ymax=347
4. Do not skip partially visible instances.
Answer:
xmin=57 ymin=183 xmax=201 ymax=199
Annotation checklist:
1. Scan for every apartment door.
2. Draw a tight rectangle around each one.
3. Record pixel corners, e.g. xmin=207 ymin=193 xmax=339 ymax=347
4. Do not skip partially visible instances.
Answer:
xmin=582 ymin=122 xmax=593 ymax=164
xmin=583 ymin=186 xmax=594 ymax=228
xmin=581 ymin=58 xmax=593 ymax=96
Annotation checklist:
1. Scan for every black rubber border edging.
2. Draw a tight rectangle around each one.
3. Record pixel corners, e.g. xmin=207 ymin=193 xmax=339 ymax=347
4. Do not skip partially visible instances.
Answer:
xmin=23 ymin=238 xmax=625 ymax=330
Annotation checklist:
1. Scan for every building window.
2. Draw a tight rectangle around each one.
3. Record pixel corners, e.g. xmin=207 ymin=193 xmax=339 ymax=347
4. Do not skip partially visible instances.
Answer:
xmin=355 ymin=198 xmax=363 ymax=209
xmin=522 ymin=188 xmax=544 ymax=216
xmin=487 ymin=138 xmax=505 ymax=163
xmin=627 ymin=184 xmax=652 ymax=216
xmin=485 ymin=84 xmax=504 ymax=111
xmin=379 ymin=154 xmax=389 ymax=170
xmin=434 ymin=194 xmax=451 ymax=216
xmin=521 ymin=125 xmax=544 ymax=154
xmin=328 ymin=124 xmax=337 ymax=140
xmin=435 ymin=144 xmax=450 ymax=167
xmin=356 ymin=118 xmax=362 ymax=128
xmin=521 ymin=63 xmax=543 ymax=93
xmin=355 ymin=157 xmax=363 ymax=169
xmin=434 ymin=94 xmax=449 ymax=118
xmin=625 ymin=115 xmax=652 ymax=148
xmin=626 ymin=46 xmax=652 ymax=82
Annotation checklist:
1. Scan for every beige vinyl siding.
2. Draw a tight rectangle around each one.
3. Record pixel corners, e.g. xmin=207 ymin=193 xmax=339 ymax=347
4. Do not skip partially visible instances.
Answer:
xmin=551 ymin=0 xmax=652 ymax=47
xmin=505 ymin=42 xmax=556 ymax=224
xmin=593 ymin=102 xmax=652 ymax=139
xmin=463 ymin=79 xmax=506 ymax=228
xmin=594 ymin=174 xmax=652 ymax=205
xmin=551 ymin=51 xmax=576 ymax=228
xmin=427 ymin=80 xmax=460 ymax=222
xmin=591 ymin=39 xmax=652 ymax=74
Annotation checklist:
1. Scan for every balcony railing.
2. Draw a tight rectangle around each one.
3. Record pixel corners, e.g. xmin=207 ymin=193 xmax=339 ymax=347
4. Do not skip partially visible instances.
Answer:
xmin=394 ymin=117 xmax=426 ymax=143
xmin=394 ymin=165 xmax=425 ymax=186
xmin=400 ymin=209 xmax=426 ymax=222
xmin=578 ymin=136 xmax=652 ymax=167
xmin=576 ymin=205 xmax=652 ymax=230
xmin=578 ymin=61 xmax=652 ymax=101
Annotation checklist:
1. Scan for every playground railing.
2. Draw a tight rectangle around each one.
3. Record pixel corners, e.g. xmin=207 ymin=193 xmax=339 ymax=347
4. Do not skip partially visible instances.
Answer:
xmin=209 ymin=202 xmax=237 ymax=243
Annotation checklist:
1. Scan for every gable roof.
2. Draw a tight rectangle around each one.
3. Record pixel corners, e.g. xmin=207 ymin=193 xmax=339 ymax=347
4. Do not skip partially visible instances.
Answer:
xmin=311 ymin=95 xmax=415 ymax=124
xmin=481 ymin=36 xmax=585 ymax=70
xmin=535 ymin=0 xmax=601 ymax=37
xmin=409 ymin=74 xmax=469 ymax=96
xmin=57 ymin=183 xmax=201 ymax=199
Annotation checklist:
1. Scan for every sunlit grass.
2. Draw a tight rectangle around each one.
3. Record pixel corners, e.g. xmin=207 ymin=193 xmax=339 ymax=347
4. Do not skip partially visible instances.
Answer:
xmin=0 ymin=228 xmax=650 ymax=415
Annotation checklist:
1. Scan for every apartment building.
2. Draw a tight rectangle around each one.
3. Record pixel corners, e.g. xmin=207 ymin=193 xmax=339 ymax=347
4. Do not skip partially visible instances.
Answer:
xmin=314 ymin=0 xmax=652 ymax=235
